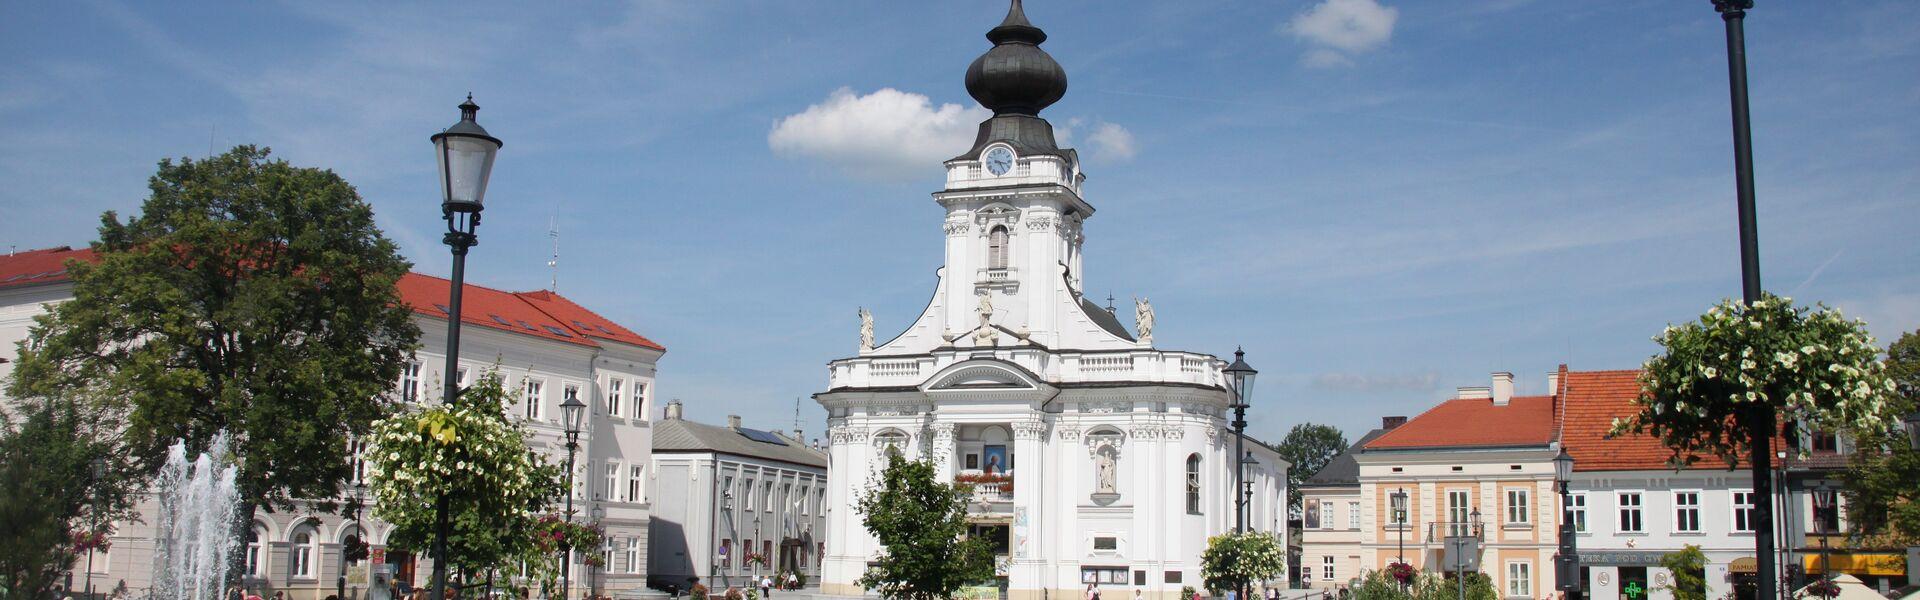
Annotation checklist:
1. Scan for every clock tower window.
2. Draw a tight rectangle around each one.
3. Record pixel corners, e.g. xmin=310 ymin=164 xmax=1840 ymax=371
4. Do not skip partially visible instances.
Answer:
xmin=988 ymin=225 xmax=1010 ymax=270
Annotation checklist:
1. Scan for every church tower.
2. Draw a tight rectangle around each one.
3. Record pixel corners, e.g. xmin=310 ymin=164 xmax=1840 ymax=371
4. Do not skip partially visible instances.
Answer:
xmin=869 ymin=0 xmax=1138 ymax=355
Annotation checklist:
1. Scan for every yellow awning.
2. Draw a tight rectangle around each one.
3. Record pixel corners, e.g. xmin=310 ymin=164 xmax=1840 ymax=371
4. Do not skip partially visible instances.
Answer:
xmin=1802 ymin=553 xmax=1905 ymax=577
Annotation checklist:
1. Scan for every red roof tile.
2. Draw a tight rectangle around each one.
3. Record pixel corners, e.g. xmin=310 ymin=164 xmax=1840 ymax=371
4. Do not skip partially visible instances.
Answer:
xmin=1364 ymin=394 xmax=1556 ymax=450
xmin=0 ymin=246 xmax=662 ymax=352
xmin=1559 ymin=368 xmax=1779 ymax=471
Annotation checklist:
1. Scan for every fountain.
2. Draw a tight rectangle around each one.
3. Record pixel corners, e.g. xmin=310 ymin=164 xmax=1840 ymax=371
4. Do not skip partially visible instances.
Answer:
xmin=151 ymin=435 xmax=242 ymax=600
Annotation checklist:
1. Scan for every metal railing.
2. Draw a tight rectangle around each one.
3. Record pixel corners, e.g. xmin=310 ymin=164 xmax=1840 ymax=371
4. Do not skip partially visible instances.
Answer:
xmin=1425 ymin=520 xmax=1485 ymax=543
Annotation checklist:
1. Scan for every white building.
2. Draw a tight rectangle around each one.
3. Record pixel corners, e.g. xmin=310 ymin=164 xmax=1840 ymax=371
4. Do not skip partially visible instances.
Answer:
xmin=814 ymin=4 xmax=1286 ymax=600
xmin=0 ymin=246 xmax=663 ymax=600
xmin=647 ymin=404 xmax=829 ymax=592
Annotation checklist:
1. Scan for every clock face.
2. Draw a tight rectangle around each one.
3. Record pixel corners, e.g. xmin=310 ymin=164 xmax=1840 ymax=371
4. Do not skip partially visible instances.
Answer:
xmin=984 ymin=147 xmax=1014 ymax=176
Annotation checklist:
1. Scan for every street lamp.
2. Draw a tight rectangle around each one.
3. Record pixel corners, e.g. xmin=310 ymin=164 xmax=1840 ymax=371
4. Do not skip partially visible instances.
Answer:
xmin=1813 ymin=484 xmax=1835 ymax=599
xmin=1391 ymin=488 xmax=1408 ymax=566
xmin=428 ymin=94 xmax=502 ymax=600
xmin=1456 ymin=508 xmax=1481 ymax=600
xmin=1553 ymin=448 xmax=1580 ymax=597
xmin=85 ymin=457 xmax=104 ymax=600
xmin=1904 ymin=409 xmax=1920 ymax=451
xmin=560 ymin=392 xmax=588 ymax=600
xmin=1224 ymin=347 xmax=1258 ymax=535
xmin=339 ymin=461 xmax=365 ymax=600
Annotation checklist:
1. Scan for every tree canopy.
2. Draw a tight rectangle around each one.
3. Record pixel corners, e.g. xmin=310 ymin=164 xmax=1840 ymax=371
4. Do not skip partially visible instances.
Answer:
xmin=1276 ymin=423 xmax=1348 ymax=517
xmin=1200 ymin=532 xmax=1286 ymax=595
xmin=855 ymin=450 xmax=993 ymax=600
xmin=1839 ymin=328 xmax=1920 ymax=546
xmin=0 ymin=399 xmax=140 ymax=598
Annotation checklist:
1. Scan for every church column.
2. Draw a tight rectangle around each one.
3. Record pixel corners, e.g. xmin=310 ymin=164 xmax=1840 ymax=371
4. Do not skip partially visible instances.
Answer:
xmin=1021 ymin=210 xmax=1059 ymax=342
xmin=1054 ymin=422 xmax=1084 ymax=596
xmin=943 ymin=215 xmax=974 ymax=336
xmin=930 ymin=422 xmax=956 ymax=482
xmin=1011 ymin=418 xmax=1049 ymax=597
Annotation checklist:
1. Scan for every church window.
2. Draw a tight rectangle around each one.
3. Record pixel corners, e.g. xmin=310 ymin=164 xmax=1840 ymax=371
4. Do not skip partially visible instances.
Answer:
xmin=1185 ymin=454 xmax=1202 ymax=514
xmin=988 ymin=226 xmax=1009 ymax=269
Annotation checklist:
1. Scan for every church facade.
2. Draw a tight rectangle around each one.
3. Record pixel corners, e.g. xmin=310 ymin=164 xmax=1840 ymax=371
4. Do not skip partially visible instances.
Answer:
xmin=815 ymin=3 xmax=1287 ymax=599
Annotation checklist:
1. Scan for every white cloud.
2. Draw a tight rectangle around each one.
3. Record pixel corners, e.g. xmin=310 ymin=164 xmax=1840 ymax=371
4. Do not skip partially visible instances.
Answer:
xmin=1086 ymin=122 xmax=1138 ymax=162
xmin=768 ymin=87 xmax=988 ymax=181
xmin=1286 ymin=0 xmax=1399 ymax=67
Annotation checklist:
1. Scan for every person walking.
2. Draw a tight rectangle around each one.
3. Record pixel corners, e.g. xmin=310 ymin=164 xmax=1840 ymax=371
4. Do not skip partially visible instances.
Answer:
xmin=758 ymin=575 xmax=772 ymax=599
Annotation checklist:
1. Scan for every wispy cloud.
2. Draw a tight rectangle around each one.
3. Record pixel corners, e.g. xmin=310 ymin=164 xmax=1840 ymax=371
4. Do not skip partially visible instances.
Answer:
xmin=768 ymin=87 xmax=988 ymax=181
xmin=1284 ymin=0 xmax=1399 ymax=68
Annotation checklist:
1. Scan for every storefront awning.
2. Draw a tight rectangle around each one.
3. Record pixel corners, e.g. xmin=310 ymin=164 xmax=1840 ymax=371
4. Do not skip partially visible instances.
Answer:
xmin=1801 ymin=553 xmax=1905 ymax=577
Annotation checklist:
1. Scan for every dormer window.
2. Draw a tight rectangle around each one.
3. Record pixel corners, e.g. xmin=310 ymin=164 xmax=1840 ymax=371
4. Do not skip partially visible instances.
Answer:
xmin=988 ymin=226 xmax=1010 ymax=269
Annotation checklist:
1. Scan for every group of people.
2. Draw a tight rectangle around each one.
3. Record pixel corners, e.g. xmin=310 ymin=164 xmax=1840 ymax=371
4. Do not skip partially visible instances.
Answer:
xmin=686 ymin=573 xmax=803 ymax=600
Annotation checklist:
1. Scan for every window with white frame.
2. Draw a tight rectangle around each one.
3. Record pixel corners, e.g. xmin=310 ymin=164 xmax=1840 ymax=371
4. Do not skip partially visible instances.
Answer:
xmin=347 ymin=437 xmax=368 ymax=484
xmin=1565 ymin=493 xmax=1587 ymax=533
xmin=246 ymin=525 xmax=264 ymax=576
xmin=1348 ymin=501 xmax=1361 ymax=529
xmin=1322 ymin=556 xmax=1335 ymax=580
xmin=782 ymin=483 xmax=793 ymax=516
xmin=523 ymin=379 xmax=545 ymax=420
xmin=763 ymin=481 xmax=773 ymax=512
xmin=1617 ymin=492 xmax=1643 ymax=533
xmin=601 ymin=539 xmax=614 ymax=569
xmin=1506 ymin=561 xmax=1531 ymax=597
xmin=1319 ymin=502 xmax=1334 ymax=529
xmin=1732 ymin=490 xmax=1756 ymax=532
xmin=1506 ymin=488 xmax=1530 ymax=524
xmin=1675 ymin=491 xmax=1701 ymax=533
xmin=800 ymin=487 xmax=811 ymax=516
xmin=401 ymin=361 xmax=422 ymax=402
xmin=988 ymin=226 xmax=1010 ymax=270
xmin=605 ymin=462 xmax=621 ymax=501
xmin=1186 ymin=454 xmax=1202 ymax=514
xmin=631 ymin=382 xmax=648 ymax=419
xmin=629 ymin=465 xmax=643 ymax=503
xmin=744 ymin=479 xmax=755 ymax=508
xmin=607 ymin=378 xmax=624 ymax=417
xmin=456 ymin=365 xmax=470 ymax=387
xmin=626 ymin=537 xmax=640 ymax=574
xmin=291 ymin=525 xmax=317 ymax=578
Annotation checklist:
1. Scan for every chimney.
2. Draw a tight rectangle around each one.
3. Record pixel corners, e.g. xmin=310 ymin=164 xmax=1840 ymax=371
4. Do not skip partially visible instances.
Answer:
xmin=728 ymin=415 xmax=742 ymax=430
xmin=1382 ymin=416 xmax=1408 ymax=430
xmin=1492 ymin=372 xmax=1514 ymax=406
xmin=1456 ymin=386 xmax=1491 ymax=400
xmin=1547 ymin=371 xmax=1562 ymax=397
xmin=793 ymin=428 xmax=804 ymax=443
xmin=664 ymin=400 xmax=684 ymax=420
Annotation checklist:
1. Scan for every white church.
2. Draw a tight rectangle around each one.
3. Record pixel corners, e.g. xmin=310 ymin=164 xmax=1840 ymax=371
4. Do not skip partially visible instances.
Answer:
xmin=814 ymin=3 xmax=1288 ymax=599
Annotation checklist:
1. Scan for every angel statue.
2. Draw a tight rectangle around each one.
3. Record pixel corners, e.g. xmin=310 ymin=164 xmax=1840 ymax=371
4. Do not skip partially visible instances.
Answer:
xmin=1134 ymin=297 xmax=1155 ymax=342
xmin=858 ymin=307 xmax=874 ymax=352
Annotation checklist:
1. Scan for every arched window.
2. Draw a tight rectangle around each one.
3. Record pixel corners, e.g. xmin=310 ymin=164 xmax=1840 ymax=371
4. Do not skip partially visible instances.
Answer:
xmin=988 ymin=226 xmax=1009 ymax=270
xmin=1185 ymin=454 xmax=1202 ymax=515
xmin=874 ymin=430 xmax=909 ymax=454
xmin=290 ymin=522 xmax=318 ymax=578
xmin=245 ymin=525 xmax=265 ymax=576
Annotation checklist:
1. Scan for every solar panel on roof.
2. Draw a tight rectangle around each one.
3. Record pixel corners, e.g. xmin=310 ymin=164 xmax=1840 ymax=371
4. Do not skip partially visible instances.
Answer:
xmin=737 ymin=428 xmax=789 ymax=446
xmin=490 ymin=314 xmax=512 ymax=326
xmin=542 ymin=325 xmax=573 ymax=337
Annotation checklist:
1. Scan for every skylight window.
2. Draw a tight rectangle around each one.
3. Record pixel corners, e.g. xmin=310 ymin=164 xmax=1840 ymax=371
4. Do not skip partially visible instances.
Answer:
xmin=490 ymin=314 xmax=512 ymax=326
xmin=542 ymin=325 xmax=573 ymax=338
xmin=517 ymin=320 xmax=537 ymax=330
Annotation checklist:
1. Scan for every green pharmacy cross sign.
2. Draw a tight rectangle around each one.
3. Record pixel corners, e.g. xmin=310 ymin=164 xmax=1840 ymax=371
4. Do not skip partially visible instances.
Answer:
xmin=1624 ymin=582 xmax=1645 ymax=599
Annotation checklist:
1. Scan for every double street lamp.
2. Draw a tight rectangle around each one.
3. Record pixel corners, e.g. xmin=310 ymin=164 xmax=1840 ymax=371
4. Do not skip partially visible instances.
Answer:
xmin=429 ymin=95 xmax=503 ymax=600
xmin=561 ymin=393 xmax=588 ymax=600
xmin=1553 ymin=448 xmax=1580 ymax=598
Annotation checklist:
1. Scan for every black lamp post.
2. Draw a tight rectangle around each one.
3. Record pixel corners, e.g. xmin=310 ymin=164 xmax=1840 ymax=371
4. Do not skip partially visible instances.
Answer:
xmin=560 ymin=393 xmax=588 ymax=600
xmin=85 ymin=457 xmax=104 ymax=600
xmin=428 ymin=94 xmax=502 ymax=600
xmin=1392 ymin=487 xmax=1408 ymax=570
xmin=1812 ymin=484 xmax=1835 ymax=598
xmin=1553 ymin=449 xmax=1580 ymax=598
xmin=1224 ymin=348 xmax=1258 ymax=534
xmin=339 ymin=462 xmax=364 ymax=600
xmin=1707 ymin=2 xmax=1779 ymax=599
xmin=1455 ymin=508 xmax=1481 ymax=600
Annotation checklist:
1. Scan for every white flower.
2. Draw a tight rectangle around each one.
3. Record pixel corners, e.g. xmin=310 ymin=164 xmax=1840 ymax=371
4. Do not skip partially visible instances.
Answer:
xmin=1702 ymin=367 xmax=1718 ymax=378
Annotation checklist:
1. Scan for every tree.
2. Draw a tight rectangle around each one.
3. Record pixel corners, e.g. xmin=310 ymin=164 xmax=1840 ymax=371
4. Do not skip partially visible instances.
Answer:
xmin=0 ymin=400 xmax=139 ymax=598
xmin=1611 ymin=294 xmax=1902 ymax=464
xmin=1838 ymin=329 xmax=1920 ymax=546
xmin=855 ymin=449 xmax=994 ymax=600
xmin=1200 ymin=532 xmax=1286 ymax=596
xmin=5 ymin=146 xmax=421 ymax=576
xmin=1658 ymin=545 xmax=1707 ymax=600
xmin=1276 ymin=423 xmax=1348 ymax=517
xmin=366 ymin=370 xmax=565 ymax=586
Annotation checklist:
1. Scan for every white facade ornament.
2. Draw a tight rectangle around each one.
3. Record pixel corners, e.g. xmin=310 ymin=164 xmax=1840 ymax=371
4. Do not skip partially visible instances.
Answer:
xmin=1026 ymin=215 xmax=1055 ymax=231
xmin=1134 ymin=297 xmax=1155 ymax=343
xmin=1094 ymin=448 xmax=1118 ymax=494
xmin=1082 ymin=401 xmax=1129 ymax=414
xmin=944 ymin=220 xmax=971 ymax=235
xmin=858 ymin=307 xmax=874 ymax=352
xmin=1012 ymin=420 xmax=1048 ymax=440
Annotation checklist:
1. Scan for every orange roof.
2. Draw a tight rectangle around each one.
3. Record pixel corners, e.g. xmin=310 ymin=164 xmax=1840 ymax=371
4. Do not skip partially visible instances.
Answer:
xmin=0 ymin=246 xmax=661 ymax=352
xmin=1558 ymin=369 xmax=1678 ymax=471
xmin=1365 ymin=394 xmax=1556 ymax=450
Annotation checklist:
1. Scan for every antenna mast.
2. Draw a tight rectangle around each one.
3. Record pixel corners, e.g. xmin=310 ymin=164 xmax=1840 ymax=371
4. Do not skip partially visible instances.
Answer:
xmin=547 ymin=216 xmax=559 ymax=292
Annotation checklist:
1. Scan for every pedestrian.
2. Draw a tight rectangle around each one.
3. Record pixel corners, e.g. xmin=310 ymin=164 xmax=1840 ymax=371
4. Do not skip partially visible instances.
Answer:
xmin=1267 ymin=586 xmax=1279 ymax=600
xmin=759 ymin=575 xmax=772 ymax=599
xmin=1133 ymin=589 xmax=1143 ymax=600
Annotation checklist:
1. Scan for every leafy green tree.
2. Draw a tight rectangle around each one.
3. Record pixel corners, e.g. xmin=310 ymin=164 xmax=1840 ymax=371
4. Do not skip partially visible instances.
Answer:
xmin=0 ymin=400 xmax=139 ymax=598
xmin=855 ymin=449 xmax=993 ymax=600
xmin=1659 ymin=545 xmax=1707 ymax=600
xmin=5 ymin=145 xmax=421 ymax=575
xmin=1201 ymin=532 xmax=1286 ymax=595
xmin=366 ymin=370 xmax=564 ymax=582
xmin=1277 ymin=423 xmax=1348 ymax=517
xmin=1839 ymin=329 xmax=1920 ymax=546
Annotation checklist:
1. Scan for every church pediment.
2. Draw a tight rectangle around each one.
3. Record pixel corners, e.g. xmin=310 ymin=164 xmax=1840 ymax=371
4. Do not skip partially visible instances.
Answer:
xmin=921 ymin=358 xmax=1052 ymax=392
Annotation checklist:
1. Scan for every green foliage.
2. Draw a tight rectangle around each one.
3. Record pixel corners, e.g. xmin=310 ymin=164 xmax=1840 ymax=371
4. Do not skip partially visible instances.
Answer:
xmin=0 ymin=400 xmax=140 ymax=599
xmin=1612 ymin=294 xmax=1901 ymax=466
xmin=366 ymin=369 xmax=565 ymax=575
xmin=5 ymin=145 xmax=419 ymax=519
xmin=1181 ymin=585 xmax=1197 ymax=600
xmin=1353 ymin=568 xmax=1494 ymax=600
xmin=1277 ymin=423 xmax=1349 ymax=518
xmin=1839 ymin=329 xmax=1920 ymax=546
xmin=1659 ymin=545 xmax=1707 ymax=600
xmin=855 ymin=449 xmax=994 ymax=600
xmin=1200 ymin=532 xmax=1286 ymax=595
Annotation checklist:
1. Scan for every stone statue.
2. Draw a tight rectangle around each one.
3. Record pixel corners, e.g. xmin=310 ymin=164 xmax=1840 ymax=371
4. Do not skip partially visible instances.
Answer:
xmin=858 ymin=307 xmax=874 ymax=351
xmin=1094 ymin=448 xmax=1117 ymax=494
xmin=977 ymin=292 xmax=995 ymax=325
xmin=1134 ymin=297 xmax=1155 ymax=342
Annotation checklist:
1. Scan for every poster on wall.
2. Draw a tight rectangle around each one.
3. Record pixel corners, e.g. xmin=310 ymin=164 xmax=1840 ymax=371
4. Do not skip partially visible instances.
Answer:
xmin=1304 ymin=499 xmax=1322 ymax=529
xmin=983 ymin=445 xmax=1008 ymax=474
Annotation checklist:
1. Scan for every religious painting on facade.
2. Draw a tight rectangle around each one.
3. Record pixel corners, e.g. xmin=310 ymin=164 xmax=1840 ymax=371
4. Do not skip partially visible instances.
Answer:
xmin=1303 ymin=499 xmax=1322 ymax=529
xmin=983 ymin=445 xmax=1008 ymax=474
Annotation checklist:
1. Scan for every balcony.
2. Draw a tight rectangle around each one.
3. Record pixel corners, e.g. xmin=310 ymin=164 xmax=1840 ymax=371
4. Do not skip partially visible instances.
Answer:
xmin=1425 ymin=520 xmax=1486 ymax=544
xmin=957 ymin=471 xmax=1015 ymax=507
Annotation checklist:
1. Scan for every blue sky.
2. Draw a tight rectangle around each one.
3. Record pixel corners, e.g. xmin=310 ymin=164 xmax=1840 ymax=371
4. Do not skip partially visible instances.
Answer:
xmin=2 ymin=1 xmax=1916 ymax=445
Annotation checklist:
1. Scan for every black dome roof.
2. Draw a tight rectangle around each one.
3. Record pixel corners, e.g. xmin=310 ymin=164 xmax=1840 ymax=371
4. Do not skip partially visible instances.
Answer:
xmin=964 ymin=0 xmax=1067 ymax=117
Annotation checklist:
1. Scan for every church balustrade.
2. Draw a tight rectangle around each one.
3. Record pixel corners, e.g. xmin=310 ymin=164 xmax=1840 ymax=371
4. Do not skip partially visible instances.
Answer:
xmin=826 ymin=349 xmax=1226 ymax=388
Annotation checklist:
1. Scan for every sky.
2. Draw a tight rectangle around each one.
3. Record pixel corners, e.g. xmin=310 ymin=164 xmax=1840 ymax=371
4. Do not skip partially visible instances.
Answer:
xmin=2 ymin=0 xmax=1917 ymax=446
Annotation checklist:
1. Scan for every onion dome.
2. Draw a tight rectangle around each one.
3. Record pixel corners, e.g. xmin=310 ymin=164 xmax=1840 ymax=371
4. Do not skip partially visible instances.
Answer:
xmin=965 ymin=0 xmax=1068 ymax=117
